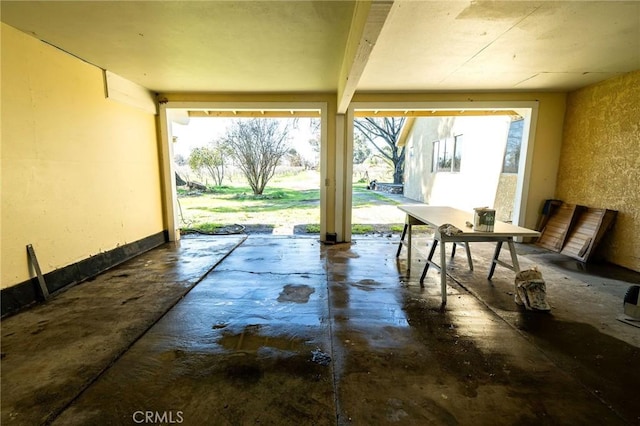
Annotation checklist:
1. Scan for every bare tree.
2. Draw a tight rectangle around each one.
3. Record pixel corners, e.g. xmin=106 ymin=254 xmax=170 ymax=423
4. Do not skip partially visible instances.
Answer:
xmin=354 ymin=117 xmax=406 ymax=184
xmin=224 ymin=118 xmax=290 ymax=195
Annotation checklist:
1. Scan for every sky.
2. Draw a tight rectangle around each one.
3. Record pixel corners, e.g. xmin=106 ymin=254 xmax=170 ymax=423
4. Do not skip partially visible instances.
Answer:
xmin=170 ymin=117 xmax=318 ymax=161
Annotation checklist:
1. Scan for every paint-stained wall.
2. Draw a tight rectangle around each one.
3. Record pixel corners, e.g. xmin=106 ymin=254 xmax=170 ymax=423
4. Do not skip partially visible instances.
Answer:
xmin=1 ymin=23 xmax=164 ymax=288
xmin=556 ymin=71 xmax=640 ymax=271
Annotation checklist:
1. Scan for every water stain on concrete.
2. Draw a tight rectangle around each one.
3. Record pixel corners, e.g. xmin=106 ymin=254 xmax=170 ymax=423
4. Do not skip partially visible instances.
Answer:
xmin=335 ymin=250 xmax=360 ymax=259
xmin=351 ymin=279 xmax=380 ymax=291
xmin=109 ymin=273 xmax=129 ymax=279
xmin=120 ymin=296 xmax=141 ymax=305
xmin=5 ymin=237 xmax=639 ymax=425
xmin=277 ymin=284 xmax=315 ymax=303
xmin=212 ymin=321 xmax=228 ymax=329
xmin=225 ymin=362 xmax=263 ymax=384
xmin=514 ymin=312 xmax=640 ymax=422
xmin=218 ymin=325 xmax=308 ymax=352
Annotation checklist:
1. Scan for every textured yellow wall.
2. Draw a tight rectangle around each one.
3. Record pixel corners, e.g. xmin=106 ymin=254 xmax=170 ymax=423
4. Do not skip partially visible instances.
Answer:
xmin=1 ymin=24 xmax=164 ymax=288
xmin=556 ymin=71 xmax=640 ymax=271
xmin=494 ymin=174 xmax=518 ymax=222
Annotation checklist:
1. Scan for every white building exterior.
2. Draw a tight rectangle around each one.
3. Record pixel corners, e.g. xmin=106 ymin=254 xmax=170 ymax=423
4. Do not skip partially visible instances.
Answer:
xmin=403 ymin=115 xmax=521 ymax=221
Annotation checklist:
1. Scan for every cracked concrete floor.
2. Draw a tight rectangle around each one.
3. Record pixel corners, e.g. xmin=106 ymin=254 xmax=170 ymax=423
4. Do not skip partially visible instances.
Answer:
xmin=1 ymin=235 xmax=639 ymax=425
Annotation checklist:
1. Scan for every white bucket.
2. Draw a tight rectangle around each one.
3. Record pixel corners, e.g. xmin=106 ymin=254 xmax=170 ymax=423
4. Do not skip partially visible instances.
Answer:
xmin=473 ymin=207 xmax=495 ymax=232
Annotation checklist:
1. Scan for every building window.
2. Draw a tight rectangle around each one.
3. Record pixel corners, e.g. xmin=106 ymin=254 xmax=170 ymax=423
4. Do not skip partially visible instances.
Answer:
xmin=453 ymin=134 xmax=462 ymax=172
xmin=502 ymin=119 xmax=524 ymax=173
xmin=431 ymin=141 xmax=439 ymax=172
xmin=432 ymin=135 xmax=462 ymax=173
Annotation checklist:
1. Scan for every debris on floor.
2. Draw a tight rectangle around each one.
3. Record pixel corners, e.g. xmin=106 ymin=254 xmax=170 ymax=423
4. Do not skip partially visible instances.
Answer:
xmin=618 ymin=285 xmax=640 ymax=328
xmin=311 ymin=348 xmax=331 ymax=366
xmin=438 ymin=223 xmax=463 ymax=236
xmin=514 ymin=267 xmax=551 ymax=311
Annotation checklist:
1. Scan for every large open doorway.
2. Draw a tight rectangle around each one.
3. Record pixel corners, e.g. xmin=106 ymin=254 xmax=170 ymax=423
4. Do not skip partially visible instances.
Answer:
xmin=349 ymin=115 xmax=407 ymax=236
xmin=159 ymin=102 xmax=328 ymax=241
xmin=346 ymin=101 xmax=538 ymax=242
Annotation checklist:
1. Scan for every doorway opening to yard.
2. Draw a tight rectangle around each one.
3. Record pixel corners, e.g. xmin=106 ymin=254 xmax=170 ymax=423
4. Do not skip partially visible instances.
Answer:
xmin=160 ymin=103 xmax=328 ymax=241
xmin=346 ymin=101 xmax=538 ymax=242
xmin=350 ymin=114 xmax=408 ymax=236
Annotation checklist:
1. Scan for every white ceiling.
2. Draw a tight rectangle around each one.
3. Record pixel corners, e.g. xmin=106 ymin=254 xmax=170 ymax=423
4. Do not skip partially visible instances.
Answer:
xmin=2 ymin=0 xmax=639 ymax=94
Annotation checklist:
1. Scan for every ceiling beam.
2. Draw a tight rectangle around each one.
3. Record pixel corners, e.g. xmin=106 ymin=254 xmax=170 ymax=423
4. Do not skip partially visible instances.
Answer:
xmin=187 ymin=110 xmax=321 ymax=118
xmin=187 ymin=109 xmax=519 ymax=118
xmin=396 ymin=117 xmax=416 ymax=148
xmin=354 ymin=110 xmax=520 ymax=117
xmin=337 ymin=0 xmax=395 ymax=114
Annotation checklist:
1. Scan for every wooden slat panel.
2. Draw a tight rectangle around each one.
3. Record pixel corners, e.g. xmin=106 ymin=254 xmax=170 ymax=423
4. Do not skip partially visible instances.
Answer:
xmin=591 ymin=209 xmax=618 ymax=260
xmin=537 ymin=203 xmax=584 ymax=252
xmin=561 ymin=208 xmax=617 ymax=262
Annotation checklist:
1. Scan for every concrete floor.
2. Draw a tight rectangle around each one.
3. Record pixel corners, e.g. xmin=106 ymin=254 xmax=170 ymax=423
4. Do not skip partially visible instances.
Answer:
xmin=1 ymin=234 xmax=639 ymax=425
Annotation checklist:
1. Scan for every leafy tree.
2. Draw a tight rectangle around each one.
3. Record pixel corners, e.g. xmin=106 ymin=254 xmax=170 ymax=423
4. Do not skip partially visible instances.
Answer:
xmin=174 ymin=153 xmax=188 ymax=167
xmin=352 ymin=133 xmax=371 ymax=165
xmin=308 ymin=137 xmax=320 ymax=155
xmin=287 ymin=148 xmax=310 ymax=169
xmin=188 ymin=143 xmax=226 ymax=186
xmin=354 ymin=117 xmax=406 ymax=184
xmin=224 ymin=118 xmax=291 ymax=195
xmin=301 ymin=138 xmax=319 ymax=170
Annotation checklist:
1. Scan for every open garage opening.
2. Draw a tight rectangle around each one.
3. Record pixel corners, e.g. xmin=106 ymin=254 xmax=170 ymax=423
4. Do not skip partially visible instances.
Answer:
xmin=346 ymin=102 xmax=538 ymax=242
xmin=162 ymin=105 xmax=327 ymax=239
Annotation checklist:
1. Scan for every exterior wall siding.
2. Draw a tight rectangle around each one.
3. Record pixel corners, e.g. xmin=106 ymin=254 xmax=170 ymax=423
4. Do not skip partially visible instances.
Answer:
xmin=404 ymin=115 xmax=512 ymax=213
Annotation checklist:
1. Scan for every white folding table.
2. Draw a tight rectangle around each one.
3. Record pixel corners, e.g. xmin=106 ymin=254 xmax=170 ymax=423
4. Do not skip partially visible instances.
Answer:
xmin=397 ymin=205 xmax=540 ymax=306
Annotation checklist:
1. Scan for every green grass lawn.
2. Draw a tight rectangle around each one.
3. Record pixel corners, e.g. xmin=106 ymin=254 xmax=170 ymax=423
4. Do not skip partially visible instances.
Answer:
xmin=177 ymin=171 xmax=411 ymax=235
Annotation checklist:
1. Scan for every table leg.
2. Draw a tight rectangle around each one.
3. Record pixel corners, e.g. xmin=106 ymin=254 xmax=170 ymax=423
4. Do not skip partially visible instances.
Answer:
xmin=488 ymin=241 xmax=503 ymax=279
xmin=449 ymin=242 xmax=473 ymax=270
xmin=420 ymin=239 xmax=438 ymax=285
xmin=440 ymin=239 xmax=447 ymax=306
xmin=506 ymin=238 xmax=521 ymax=273
xmin=407 ymin=223 xmax=412 ymax=271
xmin=464 ymin=243 xmax=474 ymax=271
xmin=395 ymin=223 xmax=408 ymax=257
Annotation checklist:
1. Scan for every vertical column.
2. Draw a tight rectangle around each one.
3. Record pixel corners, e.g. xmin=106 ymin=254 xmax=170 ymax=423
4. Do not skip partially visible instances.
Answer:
xmin=157 ymin=105 xmax=180 ymax=242
xmin=321 ymin=101 xmax=337 ymax=243
xmin=322 ymin=99 xmax=353 ymax=244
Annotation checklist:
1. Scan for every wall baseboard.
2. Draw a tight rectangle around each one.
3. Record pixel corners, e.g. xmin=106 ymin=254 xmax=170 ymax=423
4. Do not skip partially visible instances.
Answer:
xmin=1 ymin=231 xmax=168 ymax=318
